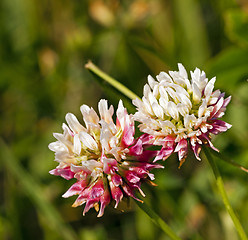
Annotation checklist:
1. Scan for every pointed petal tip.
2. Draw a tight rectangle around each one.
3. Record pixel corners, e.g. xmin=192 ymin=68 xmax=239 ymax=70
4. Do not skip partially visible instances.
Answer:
xmin=49 ymin=169 xmax=55 ymax=175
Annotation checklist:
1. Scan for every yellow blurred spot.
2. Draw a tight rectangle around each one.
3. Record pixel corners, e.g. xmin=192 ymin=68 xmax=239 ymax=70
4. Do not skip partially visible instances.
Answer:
xmin=89 ymin=0 xmax=115 ymax=27
xmin=130 ymin=0 xmax=149 ymax=21
xmin=38 ymin=48 xmax=58 ymax=76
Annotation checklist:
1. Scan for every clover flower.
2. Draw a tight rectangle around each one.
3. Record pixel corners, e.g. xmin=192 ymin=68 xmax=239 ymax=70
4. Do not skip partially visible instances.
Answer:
xmin=49 ymin=99 xmax=161 ymax=217
xmin=133 ymin=64 xmax=232 ymax=167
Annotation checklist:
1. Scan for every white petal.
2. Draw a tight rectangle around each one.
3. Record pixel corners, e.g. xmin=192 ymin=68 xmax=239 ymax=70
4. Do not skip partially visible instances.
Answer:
xmin=198 ymin=99 xmax=207 ymax=118
xmin=184 ymin=114 xmax=197 ymax=129
xmin=167 ymin=101 xmax=179 ymax=120
xmin=192 ymin=83 xmax=201 ymax=103
xmin=148 ymin=91 xmax=158 ymax=106
xmin=80 ymin=104 xmax=99 ymax=127
xmin=116 ymin=100 xmax=125 ymax=129
xmin=48 ymin=141 xmax=67 ymax=152
xmin=166 ymin=87 xmax=178 ymax=102
xmin=100 ymin=122 xmax=112 ymax=152
xmin=159 ymin=86 xmax=169 ymax=102
xmin=159 ymin=120 xmax=176 ymax=130
xmin=156 ymin=71 xmax=173 ymax=83
xmin=53 ymin=133 xmax=73 ymax=149
xmin=148 ymin=75 xmax=157 ymax=89
xmin=73 ymin=134 xmax=81 ymax=155
xmin=79 ymin=131 xmax=98 ymax=151
xmin=204 ymin=77 xmax=216 ymax=99
xmin=98 ymin=99 xmax=114 ymax=124
xmin=159 ymin=97 xmax=168 ymax=113
xmin=152 ymin=102 xmax=164 ymax=119
xmin=81 ymin=160 xmax=102 ymax=171
xmin=142 ymin=97 xmax=154 ymax=115
xmin=132 ymin=98 xmax=142 ymax=109
xmin=177 ymin=103 xmax=189 ymax=116
xmin=178 ymin=63 xmax=188 ymax=79
xmin=143 ymin=83 xmax=151 ymax=98
xmin=173 ymin=84 xmax=189 ymax=97
xmin=177 ymin=93 xmax=192 ymax=109
xmin=65 ymin=113 xmax=85 ymax=133
xmin=153 ymin=84 xmax=159 ymax=98
xmin=191 ymin=68 xmax=200 ymax=83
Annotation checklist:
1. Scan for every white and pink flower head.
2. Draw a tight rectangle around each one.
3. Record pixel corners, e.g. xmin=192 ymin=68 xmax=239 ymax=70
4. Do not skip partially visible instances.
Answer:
xmin=133 ymin=64 xmax=232 ymax=167
xmin=49 ymin=100 xmax=161 ymax=217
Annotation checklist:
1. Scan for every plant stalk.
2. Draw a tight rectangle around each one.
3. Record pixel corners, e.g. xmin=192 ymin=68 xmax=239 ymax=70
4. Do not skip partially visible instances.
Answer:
xmin=85 ymin=61 xmax=140 ymax=101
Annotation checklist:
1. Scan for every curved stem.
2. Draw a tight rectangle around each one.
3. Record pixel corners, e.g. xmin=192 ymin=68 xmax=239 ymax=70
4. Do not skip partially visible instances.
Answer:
xmin=135 ymin=200 xmax=182 ymax=240
xmin=85 ymin=61 xmax=140 ymax=101
xmin=203 ymin=147 xmax=247 ymax=240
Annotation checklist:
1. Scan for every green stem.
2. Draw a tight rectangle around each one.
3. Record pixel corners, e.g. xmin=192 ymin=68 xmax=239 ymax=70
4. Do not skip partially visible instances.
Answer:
xmin=135 ymin=201 xmax=182 ymax=240
xmin=85 ymin=61 xmax=140 ymax=100
xmin=203 ymin=147 xmax=247 ymax=240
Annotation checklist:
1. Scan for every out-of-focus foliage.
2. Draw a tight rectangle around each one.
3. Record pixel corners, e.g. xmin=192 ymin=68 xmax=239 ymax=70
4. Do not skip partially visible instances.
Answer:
xmin=0 ymin=0 xmax=248 ymax=239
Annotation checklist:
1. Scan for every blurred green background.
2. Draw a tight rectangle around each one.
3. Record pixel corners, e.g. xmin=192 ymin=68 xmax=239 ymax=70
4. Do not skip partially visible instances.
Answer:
xmin=1 ymin=0 xmax=248 ymax=239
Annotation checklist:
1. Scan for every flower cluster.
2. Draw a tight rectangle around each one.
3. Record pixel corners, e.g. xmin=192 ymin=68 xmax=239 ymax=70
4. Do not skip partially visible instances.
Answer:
xmin=133 ymin=63 xmax=231 ymax=167
xmin=49 ymin=63 xmax=231 ymax=216
xmin=49 ymin=100 xmax=161 ymax=217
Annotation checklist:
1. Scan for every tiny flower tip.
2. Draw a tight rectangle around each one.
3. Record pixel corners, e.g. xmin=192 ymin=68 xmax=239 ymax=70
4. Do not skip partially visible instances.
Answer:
xmin=196 ymin=156 xmax=202 ymax=161
xmin=49 ymin=169 xmax=54 ymax=174
xmin=139 ymin=189 xmax=146 ymax=198
xmin=178 ymin=158 xmax=186 ymax=169
xmin=62 ymin=194 xmax=67 ymax=198
xmin=147 ymin=179 xmax=158 ymax=187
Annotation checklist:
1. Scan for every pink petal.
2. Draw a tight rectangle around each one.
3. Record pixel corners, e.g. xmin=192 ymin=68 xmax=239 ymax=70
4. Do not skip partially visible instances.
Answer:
xmin=62 ymin=180 xmax=86 ymax=198
xmin=210 ymin=97 xmax=224 ymax=118
xmin=209 ymin=120 xmax=232 ymax=135
xmin=129 ymin=139 xmax=143 ymax=156
xmin=200 ymin=134 xmax=219 ymax=152
xmin=49 ymin=167 xmax=75 ymax=180
xmin=154 ymin=146 xmax=174 ymax=161
xmin=109 ymin=182 xmax=123 ymax=208
xmin=102 ymin=157 xmax=118 ymax=174
xmin=90 ymin=180 xmax=105 ymax=199
xmin=83 ymin=199 xmax=99 ymax=216
xmin=190 ymin=141 xmax=202 ymax=161
xmin=137 ymin=150 xmax=157 ymax=162
xmin=175 ymin=139 xmax=188 ymax=161
xmin=72 ymin=191 xmax=88 ymax=207
xmin=111 ymin=174 xmax=123 ymax=187
xmin=122 ymin=184 xmax=142 ymax=202
xmin=121 ymin=125 xmax=135 ymax=147
xmin=126 ymin=171 xmax=140 ymax=184
xmin=98 ymin=189 xmax=111 ymax=217
xmin=138 ymin=134 xmax=155 ymax=145
xmin=223 ymin=96 xmax=231 ymax=108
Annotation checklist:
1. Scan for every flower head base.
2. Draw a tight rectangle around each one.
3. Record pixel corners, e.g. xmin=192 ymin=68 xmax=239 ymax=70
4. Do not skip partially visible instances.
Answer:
xmin=133 ymin=64 xmax=232 ymax=166
xmin=49 ymin=100 xmax=161 ymax=217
